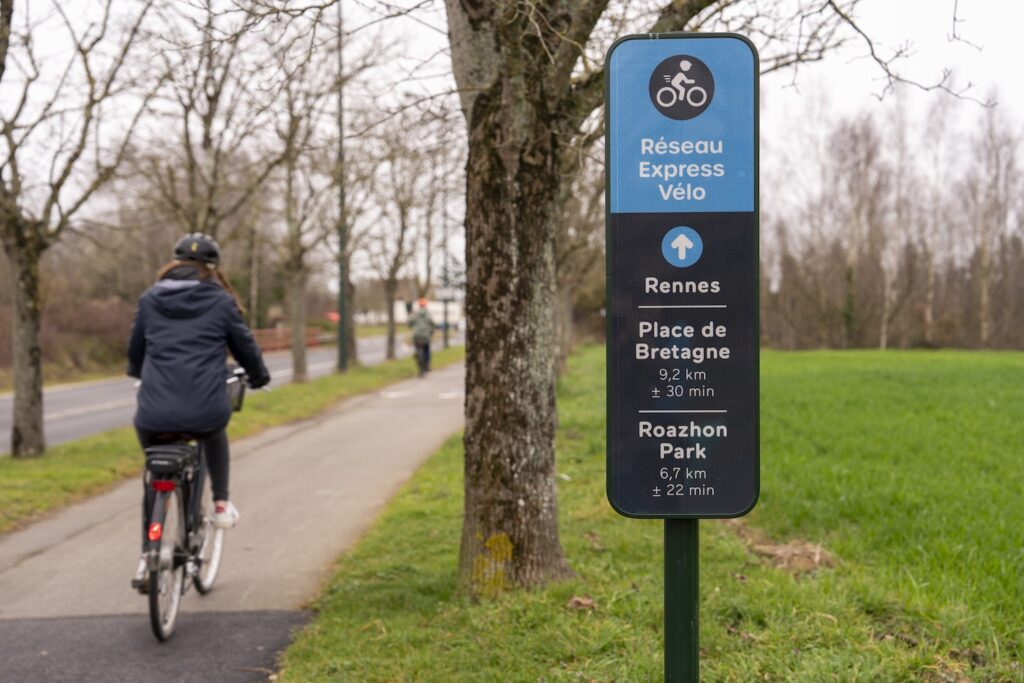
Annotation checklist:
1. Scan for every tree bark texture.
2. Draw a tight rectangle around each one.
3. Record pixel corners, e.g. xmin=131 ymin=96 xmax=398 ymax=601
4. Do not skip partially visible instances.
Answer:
xmin=554 ymin=286 xmax=574 ymax=375
xmin=287 ymin=267 xmax=308 ymax=383
xmin=879 ymin=270 xmax=891 ymax=350
xmin=5 ymin=229 xmax=45 ymax=456
xmin=248 ymin=226 xmax=261 ymax=328
xmin=979 ymin=243 xmax=991 ymax=348
xmin=385 ymin=279 xmax=397 ymax=360
xmin=924 ymin=261 xmax=935 ymax=346
xmin=446 ymin=0 xmax=597 ymax=593
xmin=344 ymin=277 xmax=358 ymax=365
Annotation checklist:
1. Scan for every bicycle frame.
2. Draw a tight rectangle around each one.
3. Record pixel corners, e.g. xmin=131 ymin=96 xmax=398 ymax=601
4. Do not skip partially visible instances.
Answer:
xmin=145 ymin=443 xmax=207 ymax=561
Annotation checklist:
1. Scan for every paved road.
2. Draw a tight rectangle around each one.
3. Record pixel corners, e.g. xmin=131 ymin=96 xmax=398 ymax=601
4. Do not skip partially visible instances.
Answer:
xmin=0 ymin=334 xmax=449 ymax=454
xmin=0 ymin=363 xmax=465 ymax=681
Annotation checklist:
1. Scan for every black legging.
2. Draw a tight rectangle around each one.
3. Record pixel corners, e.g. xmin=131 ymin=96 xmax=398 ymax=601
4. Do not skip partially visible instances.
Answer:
xmin=415 ymin=339 xmax=431 ymax=370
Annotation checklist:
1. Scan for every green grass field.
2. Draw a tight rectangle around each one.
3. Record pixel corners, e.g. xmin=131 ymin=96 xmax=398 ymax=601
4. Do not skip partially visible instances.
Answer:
xmin=0 ymin=346 xmax=465 ymax=533
xmin=280 ymin=347 xmax=1023 ymax=682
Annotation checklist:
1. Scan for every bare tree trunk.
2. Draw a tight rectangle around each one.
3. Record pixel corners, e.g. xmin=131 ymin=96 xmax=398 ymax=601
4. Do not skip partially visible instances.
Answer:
xmin=924 ymin=261 xmax=935 ymax=345
xmin=344 ymin=277 xmax=357 ymax=364
xmin=1 ymin=0 xmax=153 ymax=457
xmin=457 ymin=126 xmax=569 ymax=590
xmin=288 ymin=268 xmax=308 ymax=382
xmin=248 ymin=225 xmax=260 ymax=328
xmin=6 ymin=234 xmax=45 ymax=456
xmin=416 ymin=159 xmax=438 ymax=299
xmin=879 ymin=270 xmax=891 ymax=350
xmin=843 ymin=266 xmax=856 ymax=348
xmin=384 ymin=279 xmax=397 ymax=360
xmin=451 ymin=60 xmax=571 ymax=591
xmin=445 ymin=0 xmax=622 ymax=594
xmin=554 ymin=286 xmax=574 ymax=375
xmin=979 ymin=243 xmax=991 ymax=347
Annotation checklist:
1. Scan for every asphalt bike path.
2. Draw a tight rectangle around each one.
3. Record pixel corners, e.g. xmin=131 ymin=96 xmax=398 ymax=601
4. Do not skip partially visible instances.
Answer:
xmin=0 ymin=334 xmax=450 ymax=453
xmin=0 ymin=363 xmax=465 ymax=681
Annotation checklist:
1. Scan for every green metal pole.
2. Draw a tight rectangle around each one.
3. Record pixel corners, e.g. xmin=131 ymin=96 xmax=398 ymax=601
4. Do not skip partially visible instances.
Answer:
xmin=665 ymin=518 xmax=699 ymax=683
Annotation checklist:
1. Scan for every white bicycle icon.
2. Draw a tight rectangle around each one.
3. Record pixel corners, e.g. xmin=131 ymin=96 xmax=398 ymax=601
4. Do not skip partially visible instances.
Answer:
xmin=656 ymin=59 xmax=708 ymax=108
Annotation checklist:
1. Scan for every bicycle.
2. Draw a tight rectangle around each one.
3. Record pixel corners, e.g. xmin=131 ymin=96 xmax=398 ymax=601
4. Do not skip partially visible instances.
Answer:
xmin=656 ymin=62 xmax=708 ymax=109
xmin=133 ymin=367 xmax=247 ymax=641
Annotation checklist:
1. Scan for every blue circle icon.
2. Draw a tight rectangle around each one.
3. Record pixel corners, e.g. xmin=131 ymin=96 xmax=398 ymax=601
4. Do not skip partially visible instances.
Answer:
xmin=661 ymin=226 xmax=703 ymax=268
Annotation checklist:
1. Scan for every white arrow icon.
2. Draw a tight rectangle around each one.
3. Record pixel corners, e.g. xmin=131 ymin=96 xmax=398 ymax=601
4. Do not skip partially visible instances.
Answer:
xmin=671 ymin=232 xmax=695 ymax=261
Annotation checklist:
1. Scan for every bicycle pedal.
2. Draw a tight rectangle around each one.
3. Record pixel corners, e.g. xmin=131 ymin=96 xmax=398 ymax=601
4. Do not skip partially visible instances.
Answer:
xmin=131 ymin=576 xmax=149 ymax=594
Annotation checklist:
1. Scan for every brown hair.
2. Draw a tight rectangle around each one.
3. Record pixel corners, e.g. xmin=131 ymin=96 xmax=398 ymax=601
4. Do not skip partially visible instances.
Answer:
xmin=155 ymin=259 xmax=247 ymax=315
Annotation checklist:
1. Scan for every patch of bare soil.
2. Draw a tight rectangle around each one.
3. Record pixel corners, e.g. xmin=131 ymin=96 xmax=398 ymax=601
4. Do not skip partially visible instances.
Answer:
xmin=722 ymin=519 xmax=836 ymax=574
xmin=870 ymin=614 xmax=989 ymax=681
xmin=920 ymin=659 xmax=973 ymax=683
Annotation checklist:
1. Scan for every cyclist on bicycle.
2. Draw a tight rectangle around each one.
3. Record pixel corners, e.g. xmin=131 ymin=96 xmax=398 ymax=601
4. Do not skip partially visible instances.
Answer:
xmin=127 ymin=234 xmax=270 ymax=561
xmin=409 ymin=298 xmax=435 ymax=373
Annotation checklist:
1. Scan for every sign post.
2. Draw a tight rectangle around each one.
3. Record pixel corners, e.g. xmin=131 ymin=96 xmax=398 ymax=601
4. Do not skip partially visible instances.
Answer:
xmin=605 ymin=34 xmax=759 ymax=682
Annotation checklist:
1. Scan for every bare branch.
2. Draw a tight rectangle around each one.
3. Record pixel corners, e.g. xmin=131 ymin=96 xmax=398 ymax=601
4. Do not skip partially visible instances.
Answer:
xmin=41 ymin=0 xmax=156 ymax=231
xmin=949 ymin=0 xmax=982 ymax=52
xmin=825 ymin=0 xmax=991 ymax=105
xmin=54 ymin=83 xmax=163 ymax=238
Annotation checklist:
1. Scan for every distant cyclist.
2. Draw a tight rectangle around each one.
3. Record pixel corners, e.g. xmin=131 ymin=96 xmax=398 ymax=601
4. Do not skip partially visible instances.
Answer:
xmin=126 ymin=234 xmax=270 ymax=574
xmin=410 ymin=298 xmax=435 ymax=374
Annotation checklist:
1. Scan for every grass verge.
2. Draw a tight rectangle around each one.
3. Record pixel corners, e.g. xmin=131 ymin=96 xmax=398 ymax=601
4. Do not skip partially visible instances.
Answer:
xmin=0 ymin=346 xmax=464 ymax=533
xmin=356 ymin=324 xmax=391 ymax=339
xmin=0 ymin=327 xmax=394 ymax=393
xmin=279 ymin=346 xmax=1023 ymax=682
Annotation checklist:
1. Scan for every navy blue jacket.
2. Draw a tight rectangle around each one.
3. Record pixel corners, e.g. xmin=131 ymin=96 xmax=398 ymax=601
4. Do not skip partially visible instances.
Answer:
xmin=127 ymin=267 xmax=270 ymax=434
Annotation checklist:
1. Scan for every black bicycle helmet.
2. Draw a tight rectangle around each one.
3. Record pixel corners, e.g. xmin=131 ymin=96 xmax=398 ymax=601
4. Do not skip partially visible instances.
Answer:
xmin=173 ymin=233 xmax=221 ymax=266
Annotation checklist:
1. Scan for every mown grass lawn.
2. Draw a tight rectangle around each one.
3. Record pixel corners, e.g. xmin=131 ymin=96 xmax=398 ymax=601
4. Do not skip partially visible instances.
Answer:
xmin=280 ymin=346 xmax=1023 ymax=682
xmin=0 ymin=346 xmax=465 ymax=533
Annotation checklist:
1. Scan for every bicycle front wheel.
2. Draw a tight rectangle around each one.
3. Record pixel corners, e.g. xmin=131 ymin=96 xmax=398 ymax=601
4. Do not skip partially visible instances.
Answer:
xmin=148 ymin=489 xmax=185 ymax=641
xmin=194 ymin=481 xmax=225 ymax=594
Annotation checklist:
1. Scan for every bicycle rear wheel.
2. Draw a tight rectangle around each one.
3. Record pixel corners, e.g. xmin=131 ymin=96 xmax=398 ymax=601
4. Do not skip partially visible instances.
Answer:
xmin=148 ymin=489 xmax=185 ymax=641
xmin=194 ymin=480 xmax=225 ymax=594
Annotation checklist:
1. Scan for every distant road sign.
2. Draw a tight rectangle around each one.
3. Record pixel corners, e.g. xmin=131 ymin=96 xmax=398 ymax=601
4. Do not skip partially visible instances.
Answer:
xmin=606 ymin=34 xmax=759 ymax=519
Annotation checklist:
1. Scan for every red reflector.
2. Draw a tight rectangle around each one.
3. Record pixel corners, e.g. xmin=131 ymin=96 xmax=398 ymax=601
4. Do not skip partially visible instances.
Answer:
xmin=148 ymin=523 xmax=163 ymax=541
xmin=151 ymin=480 xmax=176 ymax=492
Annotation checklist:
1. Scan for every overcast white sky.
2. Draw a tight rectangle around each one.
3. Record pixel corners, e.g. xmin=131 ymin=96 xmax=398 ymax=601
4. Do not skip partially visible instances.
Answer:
xmin=370 ymin=0 xmax=1023 ymax=181
xmin=9 ymin=0 xmax=1019 ymax=286
xmin=761 ymin=0 xmax=1023 ymax=129
xmin=19 ymin=0 xmax=1020 ymax=188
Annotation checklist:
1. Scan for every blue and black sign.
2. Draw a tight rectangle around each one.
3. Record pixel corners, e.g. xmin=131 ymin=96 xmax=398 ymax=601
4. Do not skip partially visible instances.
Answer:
xmin=606 ymin=34 xmax=759 ymax=518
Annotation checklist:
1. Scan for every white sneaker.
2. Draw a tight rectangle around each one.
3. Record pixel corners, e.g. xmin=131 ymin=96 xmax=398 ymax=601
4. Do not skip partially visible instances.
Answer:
xmin=131 ymin=555 xmax=149 ymax=593
xmin=212 ymin=501 xmax=240 ymax=529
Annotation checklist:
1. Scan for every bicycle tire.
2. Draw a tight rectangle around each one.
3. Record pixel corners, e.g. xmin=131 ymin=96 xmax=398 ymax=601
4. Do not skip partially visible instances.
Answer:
xmin=148 ymin=489 xmax=185 ymax=641
xmin=194 ymin=479 xmax=225 ymax=594
xmin=656 ymin=86 xmax=677 ymax=108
